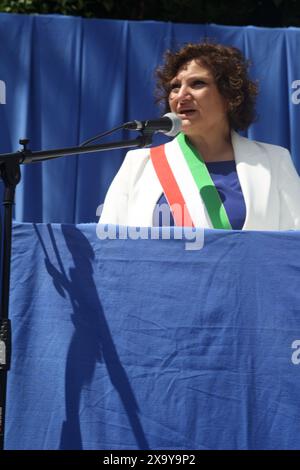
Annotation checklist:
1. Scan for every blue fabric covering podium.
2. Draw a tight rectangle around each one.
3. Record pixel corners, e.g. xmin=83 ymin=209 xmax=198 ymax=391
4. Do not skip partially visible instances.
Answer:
xmin=4 ymin=223 xmax=300 ymax=449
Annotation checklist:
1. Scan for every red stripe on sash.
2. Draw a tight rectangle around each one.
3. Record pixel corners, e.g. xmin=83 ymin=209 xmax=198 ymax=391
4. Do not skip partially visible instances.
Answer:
xmin=150 ymin=145 xmax=194 ymax=227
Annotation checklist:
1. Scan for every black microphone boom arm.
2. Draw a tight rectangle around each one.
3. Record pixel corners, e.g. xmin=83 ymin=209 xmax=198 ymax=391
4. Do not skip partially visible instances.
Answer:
xmin=0 ymin=132 xmax=153 ymax=166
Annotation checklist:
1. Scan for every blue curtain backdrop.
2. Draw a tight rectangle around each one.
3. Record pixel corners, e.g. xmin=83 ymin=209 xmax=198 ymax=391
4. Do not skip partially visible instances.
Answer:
xmin=0 ymin=13 xmax=300 ymax=223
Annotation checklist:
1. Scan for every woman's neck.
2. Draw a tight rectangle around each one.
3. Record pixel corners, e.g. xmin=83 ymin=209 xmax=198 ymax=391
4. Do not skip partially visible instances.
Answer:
xmin=186 ymin=129 xmax=234 ymax=162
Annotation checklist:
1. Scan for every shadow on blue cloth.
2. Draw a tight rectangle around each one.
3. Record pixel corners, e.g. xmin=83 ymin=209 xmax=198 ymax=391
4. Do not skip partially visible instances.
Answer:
xmin=34 ymin=224 xmax=149 ymax=450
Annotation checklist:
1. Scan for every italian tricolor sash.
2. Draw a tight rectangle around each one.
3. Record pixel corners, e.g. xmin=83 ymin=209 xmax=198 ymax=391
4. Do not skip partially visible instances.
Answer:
xmin=150 ymin=132 xmax=232 ymax=229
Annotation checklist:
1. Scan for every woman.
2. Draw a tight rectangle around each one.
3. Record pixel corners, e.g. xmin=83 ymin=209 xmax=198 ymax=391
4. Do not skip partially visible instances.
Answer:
xmin=100 ymin=43 xmax=300 ymax=230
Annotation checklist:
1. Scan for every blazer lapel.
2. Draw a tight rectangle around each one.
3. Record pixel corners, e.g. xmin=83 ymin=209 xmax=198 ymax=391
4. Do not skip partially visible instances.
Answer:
xmin=232 ymin=131 xmax=271 ymax=230
xmin=128 ymin=148 xmax=163 ymax=226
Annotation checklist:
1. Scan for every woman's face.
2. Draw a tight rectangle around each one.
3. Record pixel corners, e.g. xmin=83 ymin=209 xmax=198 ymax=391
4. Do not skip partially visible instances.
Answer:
xmin=168 ymin=59 xmax=229 ymax=138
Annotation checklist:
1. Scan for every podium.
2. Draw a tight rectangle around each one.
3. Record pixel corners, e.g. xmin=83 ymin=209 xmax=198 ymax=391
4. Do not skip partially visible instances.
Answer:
xmin=4 ymin=223 xmax=300 ymax=449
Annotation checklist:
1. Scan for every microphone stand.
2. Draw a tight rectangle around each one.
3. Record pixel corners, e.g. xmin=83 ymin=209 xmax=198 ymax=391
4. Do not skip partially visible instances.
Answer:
xmin=0 ymin=130 xmax=153 ymax=450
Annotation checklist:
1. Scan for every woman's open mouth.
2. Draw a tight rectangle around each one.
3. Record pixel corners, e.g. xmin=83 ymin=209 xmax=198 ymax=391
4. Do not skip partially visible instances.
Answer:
xmin=178 ymin=109 xmax=196 ymax=117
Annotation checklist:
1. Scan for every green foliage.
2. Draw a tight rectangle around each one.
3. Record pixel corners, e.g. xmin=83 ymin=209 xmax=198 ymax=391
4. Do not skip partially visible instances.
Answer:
xmin=0 ymin=0 xmax=299 ymax=26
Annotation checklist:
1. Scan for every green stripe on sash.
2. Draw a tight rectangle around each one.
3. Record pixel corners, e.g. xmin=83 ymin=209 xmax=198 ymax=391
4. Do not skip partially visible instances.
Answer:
xmin=177 ymin=132 xmax=232 ymax=230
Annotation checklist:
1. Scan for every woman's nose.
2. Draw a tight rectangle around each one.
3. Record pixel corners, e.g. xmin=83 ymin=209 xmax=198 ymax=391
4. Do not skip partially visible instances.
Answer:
xmin=177 ymin=85 xmax=191 ymax=100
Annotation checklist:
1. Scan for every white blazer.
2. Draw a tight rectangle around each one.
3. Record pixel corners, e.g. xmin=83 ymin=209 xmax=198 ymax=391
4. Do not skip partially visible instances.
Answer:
xmin=99 ymin=131 xmax=300 ymax=230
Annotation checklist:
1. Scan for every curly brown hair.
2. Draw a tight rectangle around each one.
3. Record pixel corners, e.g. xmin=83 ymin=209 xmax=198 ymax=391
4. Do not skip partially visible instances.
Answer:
xmin=155 ymin=42 xmax=258 ymax=131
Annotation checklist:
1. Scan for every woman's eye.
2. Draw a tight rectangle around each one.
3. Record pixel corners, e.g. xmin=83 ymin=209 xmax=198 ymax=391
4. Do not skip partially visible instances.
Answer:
xmin=192 ymin=80 xmax=205 ymax=87
xmin=170 ymin=83 xmax=180 ymax=92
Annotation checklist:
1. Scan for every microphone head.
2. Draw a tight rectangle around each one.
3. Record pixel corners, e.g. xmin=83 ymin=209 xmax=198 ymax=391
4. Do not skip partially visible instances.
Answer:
xmin=163 ymin=112 xmax=182 ymax=137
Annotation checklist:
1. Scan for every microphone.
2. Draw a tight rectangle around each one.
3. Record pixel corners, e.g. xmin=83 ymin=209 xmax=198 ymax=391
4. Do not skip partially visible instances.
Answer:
xmin=123 ymin=112 xmax=182 ymax=137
